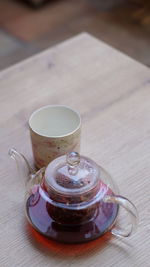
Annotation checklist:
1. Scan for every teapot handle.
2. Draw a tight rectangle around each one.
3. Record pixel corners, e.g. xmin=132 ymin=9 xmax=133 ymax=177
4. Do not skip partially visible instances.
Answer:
xmin=104 ymin=195 xmax=139 ymax=238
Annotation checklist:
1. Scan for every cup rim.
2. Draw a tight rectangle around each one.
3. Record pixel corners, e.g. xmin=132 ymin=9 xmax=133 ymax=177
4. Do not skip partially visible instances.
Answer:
xmin=29 ymin=105 xmax=81 ymax=138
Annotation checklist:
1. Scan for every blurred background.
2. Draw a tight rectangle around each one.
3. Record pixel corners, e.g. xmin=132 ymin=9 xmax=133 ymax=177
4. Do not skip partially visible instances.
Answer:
xmin=0 ymin=0 xmax=149 ymax=70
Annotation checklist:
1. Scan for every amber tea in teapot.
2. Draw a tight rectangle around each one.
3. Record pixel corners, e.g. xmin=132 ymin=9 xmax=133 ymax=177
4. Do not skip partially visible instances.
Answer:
xmin=9 ymin=149 xmax=138 ymax=243
xmin=26 ymin=181 xmax=118 ymax=243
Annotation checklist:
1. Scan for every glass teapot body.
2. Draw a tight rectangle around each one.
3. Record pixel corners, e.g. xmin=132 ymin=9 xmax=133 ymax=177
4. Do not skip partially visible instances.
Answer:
xmin=9 ymin=149 xmax=138 ymax=244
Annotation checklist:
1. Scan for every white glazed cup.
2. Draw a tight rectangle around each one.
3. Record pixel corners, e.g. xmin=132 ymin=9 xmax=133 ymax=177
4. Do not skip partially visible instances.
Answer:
xmin=29 ymin=105 xmax=81 ymax=169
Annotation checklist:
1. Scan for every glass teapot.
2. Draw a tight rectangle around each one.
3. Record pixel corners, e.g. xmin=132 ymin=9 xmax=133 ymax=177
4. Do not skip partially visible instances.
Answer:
xmin=9 ymin=149 xmax=138 ymax=244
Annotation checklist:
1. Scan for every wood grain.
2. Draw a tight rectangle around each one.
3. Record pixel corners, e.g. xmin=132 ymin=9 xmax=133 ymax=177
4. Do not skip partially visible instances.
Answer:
xmin=0 ymin=33 xmax=150 ymax=267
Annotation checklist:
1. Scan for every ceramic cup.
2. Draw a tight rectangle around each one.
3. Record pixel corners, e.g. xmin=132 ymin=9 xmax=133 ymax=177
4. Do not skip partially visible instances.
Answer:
xmin=29 ymin=105 xmax=81 ymax=169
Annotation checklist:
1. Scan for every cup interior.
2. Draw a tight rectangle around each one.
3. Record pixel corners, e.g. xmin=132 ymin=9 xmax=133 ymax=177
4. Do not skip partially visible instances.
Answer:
xmin=29 ymin=105 xmax=81 ymax=137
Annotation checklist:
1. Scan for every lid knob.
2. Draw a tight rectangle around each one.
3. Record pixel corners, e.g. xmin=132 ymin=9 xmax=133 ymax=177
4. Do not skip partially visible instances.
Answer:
xmin=66 ymin=152 xmax=80 ymax=176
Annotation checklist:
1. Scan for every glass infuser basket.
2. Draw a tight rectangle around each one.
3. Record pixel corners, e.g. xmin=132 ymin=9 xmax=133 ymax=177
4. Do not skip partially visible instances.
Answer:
xmin=9 ymin=149 xmax=138 ymax=243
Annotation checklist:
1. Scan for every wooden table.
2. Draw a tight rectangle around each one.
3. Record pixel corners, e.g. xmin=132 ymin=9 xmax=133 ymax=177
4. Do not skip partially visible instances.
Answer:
xmin=0 ymin=33 xmax=150 ymax=267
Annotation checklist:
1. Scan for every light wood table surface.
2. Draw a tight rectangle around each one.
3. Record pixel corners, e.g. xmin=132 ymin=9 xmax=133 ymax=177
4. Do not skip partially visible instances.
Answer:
xmin=0 ymin=33 xmax=150 ymax=267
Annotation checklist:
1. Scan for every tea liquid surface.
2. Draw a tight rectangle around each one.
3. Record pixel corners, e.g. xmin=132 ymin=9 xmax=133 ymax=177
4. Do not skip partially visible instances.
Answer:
xmin=26 ymin=182 xmax=119 ymax=243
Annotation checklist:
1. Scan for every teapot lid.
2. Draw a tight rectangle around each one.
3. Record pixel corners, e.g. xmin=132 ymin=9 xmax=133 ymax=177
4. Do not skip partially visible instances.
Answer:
xmin=45 ymin=152 xmax=101 ymax=205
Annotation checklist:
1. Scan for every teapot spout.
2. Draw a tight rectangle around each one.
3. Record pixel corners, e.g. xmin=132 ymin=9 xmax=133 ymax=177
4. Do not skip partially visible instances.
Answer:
xmin=9 ymin=148 xmax=36 ymax=184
